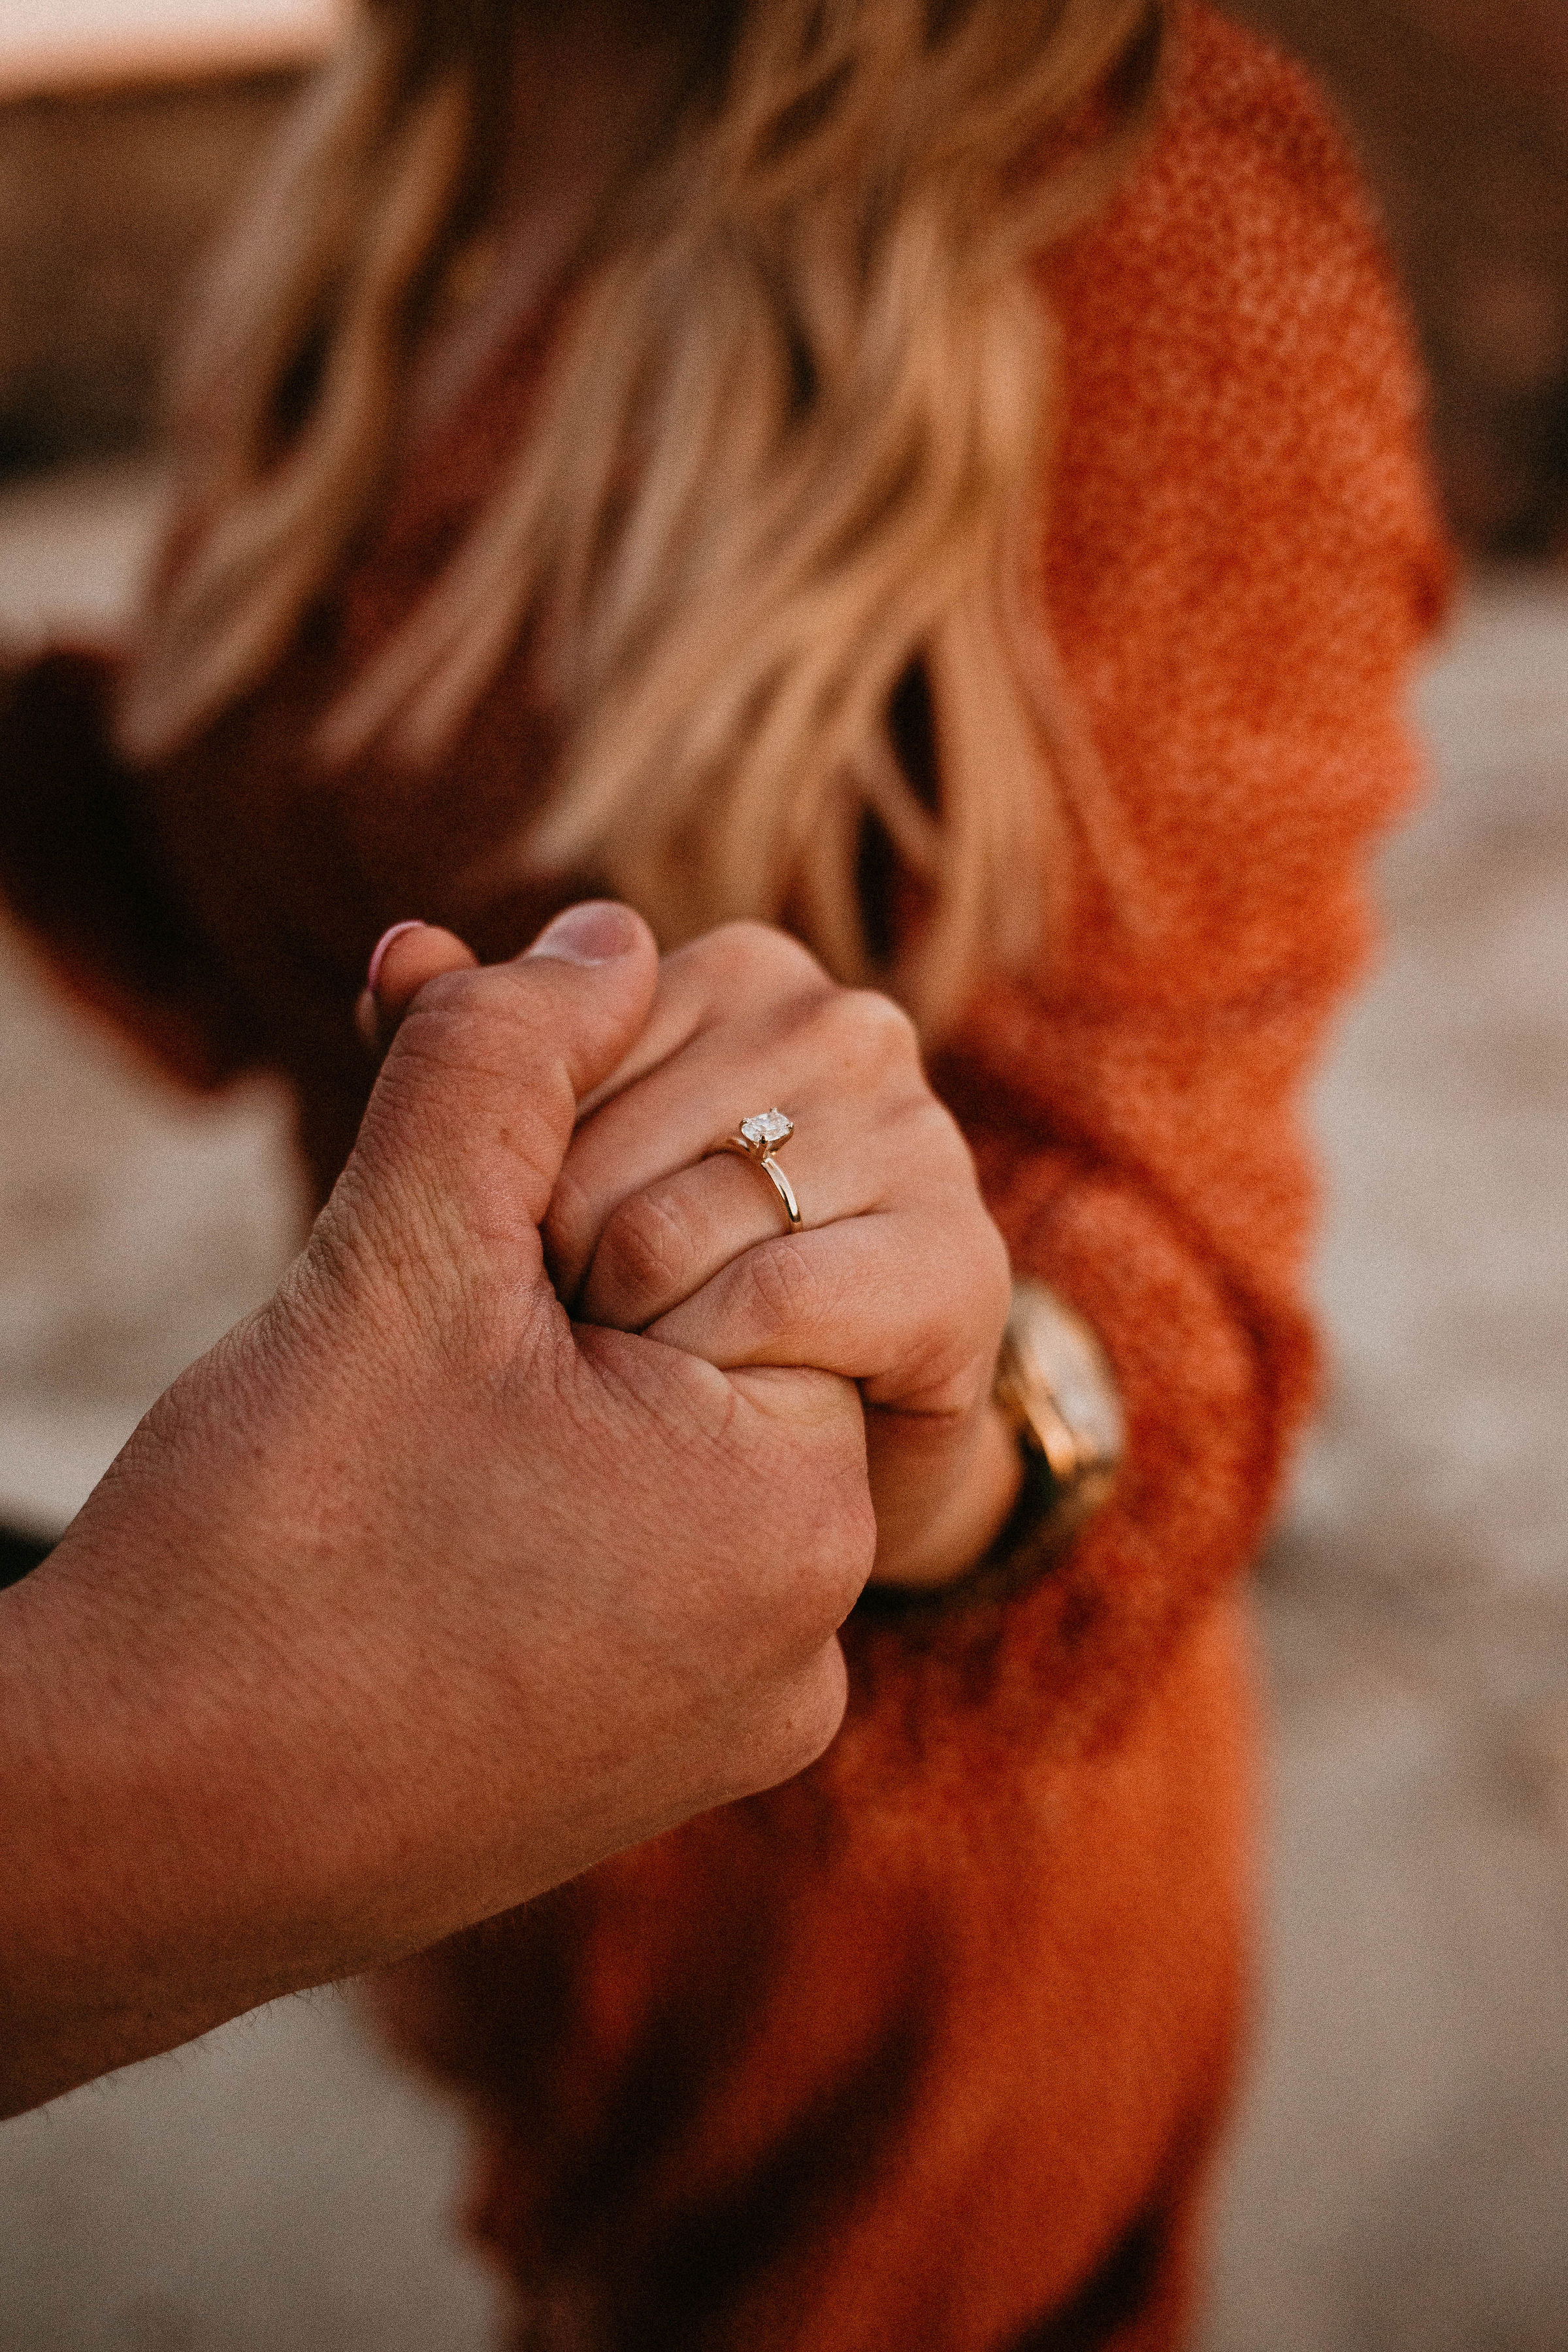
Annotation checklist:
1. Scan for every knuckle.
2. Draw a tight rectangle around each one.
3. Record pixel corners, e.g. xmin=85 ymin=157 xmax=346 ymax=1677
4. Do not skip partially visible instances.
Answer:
xmin=591 ymin=1188 xmax=696 ymax=1322
xmin=980 ymin=1213 xmax=1013 ymax=1318
xmin=849 ymin=985 xmax=921 ymax=1056
xmin=904 ymin=1093 xmax=971 ymax=1176
xmin=743 ymin=1236 xmax=825 ymax=1333
xmin=819 ymin=987 xmax=923 ymax=1086
xmin=715 ymin=919 xmax=823 ymax=977
xmin=414 ymin=960 xmax=515 ymax=1041
xmin=685 ymin=921 xmax=828 ymax=1006
xmin=929 ymin=1213 xmax=1013 ymax=1389
xmin=743 ymin=1652 xmax=850 ymax=1789
xmin=818 ymin=1468 xmax=879 ymax=1600
xmin=540 ymin=1163 xmax=596 ymax=1290
xmin=394 ymin=964 xmax=551 ymax=1102
xmin=776 ymin=1423 xmax=877 ymax=1618
xmin=952 ymin=1194 xmax=1014 ymax=1339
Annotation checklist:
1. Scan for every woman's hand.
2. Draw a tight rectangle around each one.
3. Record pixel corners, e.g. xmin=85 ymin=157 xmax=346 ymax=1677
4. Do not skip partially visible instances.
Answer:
xmin=547 ymin=921 xmax=1019 ymax=1588
xmin=370 ymin=915 xmax=1019 ymax=1588
xmin=369 ymin=917 xmax=1017 ymax=1590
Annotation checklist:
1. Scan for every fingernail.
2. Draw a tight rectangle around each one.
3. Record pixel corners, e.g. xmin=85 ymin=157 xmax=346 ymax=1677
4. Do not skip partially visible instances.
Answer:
xmin=525 ymin=901 xmax=640 ymax=966
xmin=366 ymin=921 xmax=427 ymax=994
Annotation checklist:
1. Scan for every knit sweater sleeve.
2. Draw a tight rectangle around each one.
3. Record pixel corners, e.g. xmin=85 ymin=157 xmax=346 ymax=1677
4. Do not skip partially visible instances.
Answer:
xmin=835 ymin=4 xmax=1452 ymax=1776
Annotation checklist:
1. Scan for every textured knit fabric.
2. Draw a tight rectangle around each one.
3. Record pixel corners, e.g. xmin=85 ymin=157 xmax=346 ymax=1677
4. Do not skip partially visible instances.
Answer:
xmin=0 ymin=10 xmax=1448 ymax=2347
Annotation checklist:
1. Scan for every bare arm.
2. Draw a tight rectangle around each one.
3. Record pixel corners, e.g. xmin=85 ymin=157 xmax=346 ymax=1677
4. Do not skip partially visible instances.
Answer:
xmin=0 ymin=906 xmax=872 ymax=2118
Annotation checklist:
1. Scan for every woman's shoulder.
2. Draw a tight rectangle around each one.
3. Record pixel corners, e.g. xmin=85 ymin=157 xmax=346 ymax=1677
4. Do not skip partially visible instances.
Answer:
xmin=1028 ymin=4 xmax=1452 ymax=998
xmin=1043 ymin=0 xmax=1448 ymax=672
xmin=1049 ymin=1 xmax=1433 ymax=459
xmin=1109 ymin=0 xmax=1397 ymax=275
xmin=1160 ymin=0 xmax=1367 ymax=169
xmin=1043 ymin=1 xmax=1445 ymax=553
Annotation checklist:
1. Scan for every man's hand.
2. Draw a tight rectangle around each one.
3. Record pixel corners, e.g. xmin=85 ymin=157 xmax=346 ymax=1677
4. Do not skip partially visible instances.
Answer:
xmin=0 ymin=904 xmax=874 ymax=2119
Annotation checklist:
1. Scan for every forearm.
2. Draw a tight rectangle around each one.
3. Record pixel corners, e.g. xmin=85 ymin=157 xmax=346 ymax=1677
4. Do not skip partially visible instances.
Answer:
xmin=0 ymin=1598 xmax=356 ymax=2117
xmin=0 ymin=1578 xmax=357 ymax=2117
xmin=0 ymin=1299 xmax=521 ymax=2118
xmin=0 ymin=1313 xmax=864 ymax=2118
xmin=0 ymin=1352 xmax=435 ymax=2116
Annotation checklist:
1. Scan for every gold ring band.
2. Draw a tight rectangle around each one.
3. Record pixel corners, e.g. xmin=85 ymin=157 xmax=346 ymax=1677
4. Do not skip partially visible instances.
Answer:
xmin=704 ymin=1107 xmax=802 ymax=1233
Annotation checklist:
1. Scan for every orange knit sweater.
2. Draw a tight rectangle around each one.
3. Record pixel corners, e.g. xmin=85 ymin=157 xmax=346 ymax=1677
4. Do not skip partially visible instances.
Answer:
xmin=0 ymin=12 xmax=1448 ymax=2346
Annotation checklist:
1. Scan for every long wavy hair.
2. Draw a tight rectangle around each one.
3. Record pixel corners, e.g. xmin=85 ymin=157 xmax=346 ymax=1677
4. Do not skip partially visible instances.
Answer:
xmin=119 ymin=0 xmax=1167 ymax=1030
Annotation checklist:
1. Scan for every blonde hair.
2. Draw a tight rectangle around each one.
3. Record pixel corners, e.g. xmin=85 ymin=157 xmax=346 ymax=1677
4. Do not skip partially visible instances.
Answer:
xmin=120 ymin=0 xmax=1166 ymax=1030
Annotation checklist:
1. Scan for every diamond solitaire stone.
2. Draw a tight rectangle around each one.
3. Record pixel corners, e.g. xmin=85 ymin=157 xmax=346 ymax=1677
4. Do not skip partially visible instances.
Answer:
xmin=740 ymin=1108 xmax=792 ymax=1151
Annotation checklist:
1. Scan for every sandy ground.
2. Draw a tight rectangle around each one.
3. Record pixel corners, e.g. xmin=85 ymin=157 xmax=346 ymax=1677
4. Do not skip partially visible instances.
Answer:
xmin=1 ymin=463 xmax=1565 ymax=2350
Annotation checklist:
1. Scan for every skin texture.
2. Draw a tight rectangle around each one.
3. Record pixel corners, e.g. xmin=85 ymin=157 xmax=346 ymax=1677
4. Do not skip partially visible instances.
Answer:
xmin=366 ymin=916 xmax=1022 ymax=1591
xmin=0 ymin=905 xmax=878 ymax=2119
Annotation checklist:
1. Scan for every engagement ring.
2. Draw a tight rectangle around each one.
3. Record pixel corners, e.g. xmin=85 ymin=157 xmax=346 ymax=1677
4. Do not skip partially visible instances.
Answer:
xmin=705 ymin=1107 xmax=802 ymax=1232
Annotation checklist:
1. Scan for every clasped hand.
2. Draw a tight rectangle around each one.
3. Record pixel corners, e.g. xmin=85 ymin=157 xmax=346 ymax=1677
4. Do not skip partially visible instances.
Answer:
xmin=0 ymin=900 xmax=1018 ymax=2119
xmin=368 ymin=906 xmax=1020 ymax=1593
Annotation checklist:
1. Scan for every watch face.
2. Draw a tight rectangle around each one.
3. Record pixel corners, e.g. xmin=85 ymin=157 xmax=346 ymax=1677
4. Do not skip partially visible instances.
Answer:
xmin=1006 ymin=1282 xmax=1125 ymax=1471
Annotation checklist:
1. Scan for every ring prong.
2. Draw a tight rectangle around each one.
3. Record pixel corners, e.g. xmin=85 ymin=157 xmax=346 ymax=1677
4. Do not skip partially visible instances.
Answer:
xmin=708 ymin=1109 xmax=801 ymax=1231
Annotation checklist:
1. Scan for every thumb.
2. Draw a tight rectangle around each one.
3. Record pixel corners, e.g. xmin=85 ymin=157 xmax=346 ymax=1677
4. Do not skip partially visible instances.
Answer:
xmin=336 ymin=902 xmax=661 ymax=1282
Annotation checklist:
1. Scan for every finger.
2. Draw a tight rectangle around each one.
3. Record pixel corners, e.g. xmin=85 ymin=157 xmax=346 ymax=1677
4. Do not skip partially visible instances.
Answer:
xmin=342 ymin=903 xmax=661 ymax=1279
xmin=644 ymin=1200 xmax=1011 ymax=1418
xmin=549 ymin=978 xmax=928 ymax=1305
xmin=575 ymin=1091 xmax=960 ymax=1332
xmin=356 ymin=922 xmax=478 ymax=1051
xmin=572 ymin=922 xmax=830 ymax=1126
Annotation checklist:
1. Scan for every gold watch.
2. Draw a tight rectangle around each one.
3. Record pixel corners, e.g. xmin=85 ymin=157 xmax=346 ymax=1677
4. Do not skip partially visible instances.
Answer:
xmin=859 ymin=1279 xmax=1124 ymax=1616
xmin=989 ymin=1278 xmax=1124 ymax=1561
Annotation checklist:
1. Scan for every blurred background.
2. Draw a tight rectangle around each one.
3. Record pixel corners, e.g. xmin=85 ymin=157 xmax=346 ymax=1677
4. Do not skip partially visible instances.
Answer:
xmin=1 ymin=3 xmax=1565 ymax=2345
